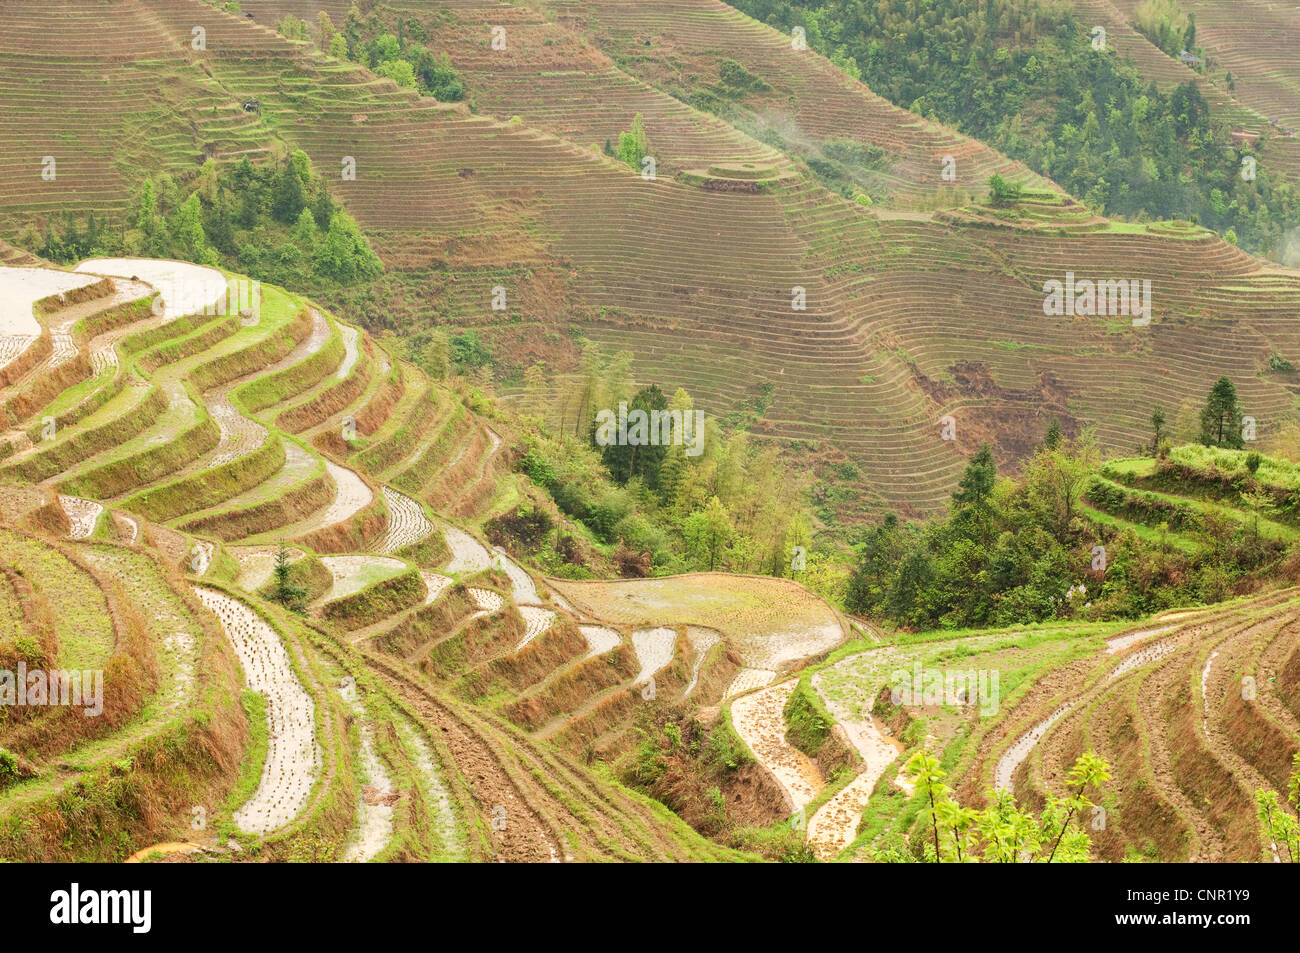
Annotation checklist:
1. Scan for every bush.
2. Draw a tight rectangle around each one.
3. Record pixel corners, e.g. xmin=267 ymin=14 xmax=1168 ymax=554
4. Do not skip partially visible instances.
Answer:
xmin=519 ymin=447 xmax=557 ymax=488
xmin=719 ymin=58 xmax=770 ymax=92
xmin=449 ymin=330 xmax=492 ymax=370
xmin=783 ymin=676 xmax=834 ymax=756
xmin=988 ymin=174 xmax=1023 ymax=205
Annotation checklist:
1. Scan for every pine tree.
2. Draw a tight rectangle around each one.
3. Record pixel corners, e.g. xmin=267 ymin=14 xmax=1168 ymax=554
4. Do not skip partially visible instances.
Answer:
xmin=294 ymin=206 xmax=318 ymax=245
xmin=172 ymin=193 xmax=208 ymax=260
xmin=136 ymin=178 xmax=158 ymax=234
xmin=271 ymin=157 xmax=307 ymax=224
xmin=952 ymin=444 xmax=996 ymax=508
xmin=1199 ymin=376 xmax=1244 ymax=448
xmin=271 ymin=541 xmax=307 ymax=612
xmin=1044 ymin=417 xmax=1063 ymax=450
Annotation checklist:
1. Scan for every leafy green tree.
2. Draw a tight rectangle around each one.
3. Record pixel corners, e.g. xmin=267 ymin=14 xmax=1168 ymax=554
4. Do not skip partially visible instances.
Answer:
xmin=418 ymin=328 xmax=450 ymax=381
xmin=617 ymin=114 xmax=650 ymax=169
xmin=987 ymin=173 xmax=1022 ymax=205
xmin=313 ymin=210 xmax=382 ymax=282
xmin=1254 ymin=787 xmax=1298 ymax=863
xmin=1199 ymin=376 xmax=1244 ymax=448
xmin=135 ymin=178 xmax=157 ymax=233
xmin=903 ymin=749 xmax=1112 ymax=862
xmin=1044 ymin=751 xmax=1112 ymax=862
xmin=602 ymin=384 xmax=669 ymax=488
xmin=952 ymin=443 xmax=997 ymax=515
xmin=317 ymin=11 xmax=336 ymax=50
xmin=293 ymin=206 xmax=318 ymax=245
xmin=683 ymin=496 xmax=733 ymax=571
xmin=373 ymin=33 xmax=401 ymax=62
xmin=656 ymin=388 xmax=694 ymax=507
xmin=411 ymin=48 xmax=465 ymax=101
xmin=844 ymin=514 xmax=903 ymax=615
xmin=888 ymin=546 xmax=937 ymax=627
xmin=276 ymin=15 xmax=310 ymax=40
xmin=376 ymin=58 xmax=416 ymax=88
xmin=171 ymin=193 xmax=208 ymax=261
xmin=1023 ymin=433 xmax=1100 ymax=541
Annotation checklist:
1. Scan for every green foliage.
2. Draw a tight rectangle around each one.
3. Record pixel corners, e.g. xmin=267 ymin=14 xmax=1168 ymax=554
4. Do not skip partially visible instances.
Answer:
xmin=34 ymin=153 xmax=380 ymax=293
xmin=600 ymin=384 xmax=669 ymax=488
xmin=903 ymin=749 xmax=1110 ymax=862
xmin=375 ymin=58 xmax=417 ymax=88
xmin=683 ymin=497 xmax=733 ymax=571
xmin=448 ymin=330 xmax=492 ymax=370
xmin=617 ymin=114 xmax=650 ymax=169
xmin=1044 ymin=417 xmax=1063 ymax=450
xmin=0 ymin=749 xmax=21 ymax=790
xmin=783 ymin=675 xmax=833 ymax=756
xmin=1150 ymin=406 xmax=1167 ymax=456
xmin=269 ymin=541 xmax=307 ymax=613
xmin=987 ymin=173 xmax=1023 ymax=206
xmin=293 ymin=207 xmax=318 ymax=245
xmin=719 ymin=58 xmax=771 ymax=93
xmin=412 ymin=50 xmax=464 ymax=102
xmin=519 ymin=447 xmax=558 ymax=489
xmin=1254 ymin=754 xmax=1300 ymax=862
xmin=1199 ymin=376 xmax=1244 ymax=449
xmin=276 ymin=14 xmax=310 ymax=41
xmin=846 ymin=432 xmax=1284 ymax=628
xmin=332 ymin=14 xmax=464 ymax=101
xmin=1133 ymin=0 xmax=1195 ymax=57
xmin=313 ymin=210 xmax=383 ymax=283
xmin=271 ymin=151 xmax=308 ymax=224
xmin=706 ymin=709 xmax=754 ymax=772
xmin=523 ymin=343 xmax=814 ymax=576
xmin=732 ymin=0 xmax=1298 ymax=254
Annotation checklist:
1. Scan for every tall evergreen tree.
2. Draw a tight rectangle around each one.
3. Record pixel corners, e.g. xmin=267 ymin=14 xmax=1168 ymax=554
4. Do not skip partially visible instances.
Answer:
xmin=1044 ymin=417 xmax=1063 ymax=450
xmin=1199 ymin=376 xmax=1244 ymax=448
xmin=271 ymin=157 xmax=307 ymax=224
xmin=952 ymin=443 xmax=997 ymax=509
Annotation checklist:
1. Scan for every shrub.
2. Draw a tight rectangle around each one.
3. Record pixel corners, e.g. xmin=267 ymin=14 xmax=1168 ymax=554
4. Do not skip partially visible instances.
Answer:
xmin=719 ymin=58 xmax=770 ymax=92
xmin=449 ymin=330 xmax=492 ymax=370
xmin=783 ymin=676 xmax=833 ymax=756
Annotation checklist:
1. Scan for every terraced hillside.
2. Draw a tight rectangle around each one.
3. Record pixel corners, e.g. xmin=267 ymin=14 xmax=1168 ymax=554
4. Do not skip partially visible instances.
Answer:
xmin=730 ymin=587 xmax=1299 ymax=863
xmin=2 ymin=256 xmax=1297 ymax=864
xmin=0 ymin=258 xmax=790 ymax=862
xmin=1056 ymin=0 xmax=1300 ymax=183
xmin=2 ymin=0 xmax=1299 ymax=521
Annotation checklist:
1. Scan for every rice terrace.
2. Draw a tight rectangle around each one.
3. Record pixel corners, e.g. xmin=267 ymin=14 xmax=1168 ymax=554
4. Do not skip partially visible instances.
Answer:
xmin=0 ymin=0 xmax=1298 ymax=916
